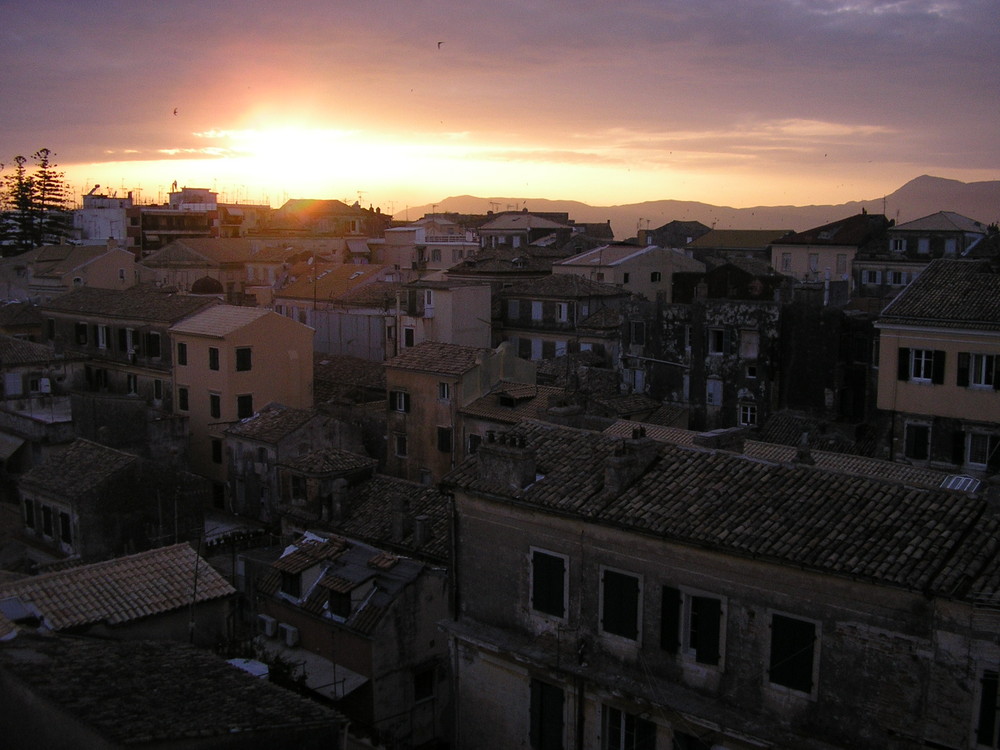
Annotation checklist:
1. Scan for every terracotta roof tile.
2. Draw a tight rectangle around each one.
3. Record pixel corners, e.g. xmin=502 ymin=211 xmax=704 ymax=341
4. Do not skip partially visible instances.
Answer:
xmin=272 ymin=538 xmax=349 ymax=573
xmin=41 ymin=285 xmax=216 ymax=323
xmin=386 ymin=340 xmax=493 ymax=376
xmin=879 ymin=259 xmax=1000 ymax=329
xmin=225 ymin=403 xmax=319 ymax=442
xmin=19 ymin=439 xmax=137 ymax=500
xmin=0 ymin=543 xmax=234 ymax=630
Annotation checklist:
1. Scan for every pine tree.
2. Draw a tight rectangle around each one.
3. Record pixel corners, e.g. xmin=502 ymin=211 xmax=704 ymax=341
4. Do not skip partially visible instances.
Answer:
xmin=0 ymin=148 xmax=73 ymax=255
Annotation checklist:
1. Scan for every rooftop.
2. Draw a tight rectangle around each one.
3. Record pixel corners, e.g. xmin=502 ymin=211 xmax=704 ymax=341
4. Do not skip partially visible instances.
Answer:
xmin=225 ymin=402 xmax=320 ymax=443
xmin=0 ymin=543 xmax=234 ymax=631
xmin=41 ymin=284 xmax=216 ymax=323
xmin=18 ymin=439 xmax=137 ymax=500
xmin=878 ymin=259 xmax=1000 ymax=330
xmin=169 ymin=304 xmax=273 ymax=337
xmin=385 ymin=340 xmax=493 ymax=376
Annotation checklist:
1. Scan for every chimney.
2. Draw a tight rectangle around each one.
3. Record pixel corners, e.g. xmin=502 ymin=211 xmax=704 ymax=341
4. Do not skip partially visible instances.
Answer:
xmin=693 ymin=427 xmax=746 ymax=453
xmin=327 ymin=478 xmax=349 ymax=522
xmin=795 ymin=433 xmax=815 ymax=465
xmin=391 ymin=496 xmax=411 ymax=543
xmin=106 ymin=237 xmax=119 ymax=251
xmin=603 ymin=430 xmax=658 ymax=496
xmin=477 ymin=432 xmax=537 ymax=492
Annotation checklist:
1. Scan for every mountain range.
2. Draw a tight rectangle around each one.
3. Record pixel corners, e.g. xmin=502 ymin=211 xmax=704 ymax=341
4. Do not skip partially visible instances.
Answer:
xmin=393 ymin=175 xmax=999 ymax=240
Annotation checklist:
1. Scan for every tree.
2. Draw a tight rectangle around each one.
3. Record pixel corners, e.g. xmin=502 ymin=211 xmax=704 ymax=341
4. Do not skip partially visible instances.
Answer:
xmin=0 ymin=148 xmax=73 ymax=255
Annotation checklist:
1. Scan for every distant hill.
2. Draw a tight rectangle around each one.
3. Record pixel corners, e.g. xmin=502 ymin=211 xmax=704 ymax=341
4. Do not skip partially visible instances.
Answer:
xmin=394 ymin=176 xmax=999 ymax=240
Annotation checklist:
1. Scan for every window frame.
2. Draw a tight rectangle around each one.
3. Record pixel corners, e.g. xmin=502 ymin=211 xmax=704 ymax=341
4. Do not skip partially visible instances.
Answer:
xmin=438 ymin=382 xmax=451 ymax=401
xmin=661 ymin=585 xmax=725 ymax=668
xmin=235 ymin=347 xmax=252 ymax=372
xmin=601 ymin=704 xmax=656 ymax=750
xmin=209 ymin=346 xmax=220 ymax=371
xmin=177 ymin=386 xmax=189 ymax=412
xmin=209 ymin=393 xmax=221 ymax=419
xmin=236 ymin=394 xmax=253 ymax=419
xmin=707 ymin=328 xmax=726 ymax=356
xmin=904 ymin=421 xmax=931 ymax=461
xmin=391 ymin=390 xmax=411 ymax=413
xmin=176 ymin=341 xmax=187 ymax=366
xmin=738 ymin=403 xmax=758 ymax=427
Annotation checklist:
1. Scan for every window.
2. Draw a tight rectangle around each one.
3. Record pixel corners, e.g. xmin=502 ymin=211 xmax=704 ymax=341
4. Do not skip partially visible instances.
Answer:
xmin=177 ymin=342 xmax=187 ymax=366
xmin=807 ymin=253 xmax=819 ymax=273
xmin=210 ymin=393 xmax=221 ymax=418
xmin=75 ymin=322 xmax=88 ymax=345
xmin=650 ymin=271 xmax=662 ymax=282
xmin=23 ymin=498 xmax=34 ymax=530
xmin=557 ymin=302 xmax=569 ymax=322
xmin=177 ymin=387 xmax=189 ymax=411
xmin=404 ymin=327 xmax=415 ymax=347
xmin=904 ymin=422 xmax=930 ymax=460
xmin=437 ymin=426 xmax=453 ymax=452
xmin=508 ymin=299 xmax=520 ymax=319
xmin=531 ymin=549 xmax=567 ymax=619
xmin=97 ymin=324 xmax=109 ymax=350
xmin=280 ymin=571 xmax=301 ymax=598
xmin=746 ymin=365 xmax=758 ymax=379
xmin=661 ymin=586 xmax=724 ymax=667
xmin=622 ymin=272 xmax=630 ymax=284
xmin=209 ymin=347 xmax=220 ymax=371
xmin=897 ymin=347 xmax=944 ymax=384
xmin=958 ymin=353 xmax=997 ymax=388
xmin=739 ymin=404 xmax=758 ymax=427
xmin=708 ymin=328 xmax=726 ymax=355
xmin=968 ymin=433 xmax=1000 ymax=470
xmin=768 ymin=613 xmax=817 ymax=694
xmin=237 ymin=394 xmax=253 ymax=419
xmin=977 ymin=670 xmax=1000 ymax=748
xmin=42 ymin=505 xmax=53 ymax=537
xmin=211 ymin=439 xmax=222 ymax=464
xmin=431 ymin=248 xmax=441 ymax=262
xmin=602 ymin=705 xmax=656 ymax=750
xmin=836 ymin=254 xmax=847 ymax=275
xmin=705 ymin=378 xmax=722 ymax=406
xmin=531 ymin=301 xmax=543 ymax=321
xmin=438 ymin=382 xmax=451 ymax=400
xmin=154 ymin=379 xmax=163 ymax=401
xmin=891 ymin=238 xmax=907 ymax=253
xmin=395 ymin=433 xmax=408 ymax=457
xmin=888 ymin=270 xmax=906 ymax=285
xmin=126 ymin=373 xmax=138 ymax=395
xmin=391 ymin=390 xmax=411 ymax=413
xmin=414 ymin=665 xmax=436 ymax=702
xmin=468 ymin=433 xmax=482 ymax=454
xmin=145 ymin=332 xmax=161 ymax=358
xmin=601 ymin=568 xmax=641 ymax=640
xmin=860 ymin=269 xmax=882 ymax=285
xmin=529 ymin=679 xmax=564 ymax=750
xmin=118 ymin=268 xmax=126 ymax=281
xmin=739 ymin=330 xmax=759 ymax=359
xmin=780 ymin=252 xmax=792 ymax=272
xmin=236 ymin=347 xmax=252 ymax=371
xmin=630 ymin=321 xmax=645 ymax=346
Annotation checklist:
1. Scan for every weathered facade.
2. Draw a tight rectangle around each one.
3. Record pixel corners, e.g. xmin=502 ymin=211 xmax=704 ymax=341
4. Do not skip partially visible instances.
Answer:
xmin=442 ymin=420 xmax=1000 ymax=750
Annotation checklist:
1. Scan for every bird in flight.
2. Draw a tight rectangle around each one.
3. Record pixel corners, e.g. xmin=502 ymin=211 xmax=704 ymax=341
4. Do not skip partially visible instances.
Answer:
xmin=173 ymin=108 xmax=178 ymax=116
xmin=437 ymin=41 xmax=443 ymax=48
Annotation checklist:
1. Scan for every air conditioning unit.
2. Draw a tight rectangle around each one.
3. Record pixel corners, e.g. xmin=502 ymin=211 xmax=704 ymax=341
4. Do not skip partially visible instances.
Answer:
xmin=257 ymin=614 xmax=277 ymax=638
xmin=278 ymin=622 xmax=300 ymax=647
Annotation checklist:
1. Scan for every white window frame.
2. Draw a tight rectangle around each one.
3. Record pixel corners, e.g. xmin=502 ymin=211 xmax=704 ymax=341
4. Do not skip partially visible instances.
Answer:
xmin=910 ymin=349 xmax=935 ymax=382
xmin=531 ymin=300 xmax=543 ymax=321
xmin=556 ymin=302 xmax=569 ymax=322
xmin=438 ymin=381 xmax=451 ymax=401
xmin=891 ymin=238 xmax=907 ymax=253
xmin=739 ymin=403 xmax=758 ymax=426
xmin=971 ymin=353 xmax=995 ymax=388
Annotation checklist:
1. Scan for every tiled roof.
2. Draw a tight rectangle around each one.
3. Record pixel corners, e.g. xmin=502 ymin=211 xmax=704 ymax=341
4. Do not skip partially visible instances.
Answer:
xmin=145 ymin=238 xmax=256 ymax=265
xmin=225 ymin=403 xmax=319 ymax=442
xmin=556 ymin=243 xmax=654 ymax=267
xmin=480 ymin=213 xmax=573 ymax=231
xmin=443 ymin=420 xmax=1000 ymax=598
xmin=603 ymin=420 xmax=697 ymax=445
xmin=169 ymin=304 xmax=273 ymax=337
xmin=461 ymin=382 xmax=566 ymax=425
xmin=272 ymin=537 xmax=350 ymax=574
xmin=385 ymin=340 xmax=493 ymax=376
xmin=892 ymin=211 xmax=987 ymax=233
xmin=281 ymin=447 xmax=378 ymax=475
xmin=502 ymin=273 xmax=629 ymax=299
xmin=878 ymin=259 xmax=1000 ymax=329
xmin=742 ymin=440 xmax=957 ymax=489
xmin=0 ymin=635 xmax=341 ymax=743
xmin=25 ymin=245 xmax=111 ymax=278
xmin=40 ymin=284 xmax=216 ymax=323
xmin=261 ymin=531 xmax=431 ymax=635
xmin=333 ymin=279 xmax=403 ymax=308
xmin=0 ymin=334 xmax=58 ymax=365
xmin=335 ymin=475 xmax=450 ymax=562
xmin=18 ymin=439 xmax=137 ymax=499
xmin=687 ymin=229 xmax=791 ymax=249
xmin=447 ymin=249 xmax=553 ymax=275
xmin=314 ymin=354 xmax=386 ymax=403
xmin=0 ymin=543 xmax=234 ymax=630
xmin=771 ymin=213 xmax=889 ymax=246
xmin=276 ymin=264 xmax=387 ymax=302
xmin=589 ymin=393 xmax=663 ymax=418
xmin=759 ymin=412 xmax=874 ymax=455
xmin=0 ymin=301 xmax=42 ymax=328
xmin=578 ymin=305 xmax=624 ymax=330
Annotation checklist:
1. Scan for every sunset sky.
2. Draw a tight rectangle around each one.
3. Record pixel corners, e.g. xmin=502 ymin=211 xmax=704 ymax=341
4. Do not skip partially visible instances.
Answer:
xmin=2 ymin=0 xmax=997 ymax=212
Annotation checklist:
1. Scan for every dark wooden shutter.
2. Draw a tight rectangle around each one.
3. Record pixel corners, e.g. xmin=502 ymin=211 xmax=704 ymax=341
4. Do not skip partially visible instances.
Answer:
xmin=977 ymin=671 xmax=999 ymax=747
xmin=951 ymin=430 xmax=966 ymax=465
xmin=957 ymin=352 xmax=970 ymax=387
xmin=692 ymin=595 xmax=721 ymax=666
xmin=660 ymin=586 xmax=681 ymax=653
xmin=989 ymin=436 xmax=1000 ymax=473
xmin=931 ymin=351 xmax=946 ymax=384
xmin=897 ymin=347 xmax=910 ymax=380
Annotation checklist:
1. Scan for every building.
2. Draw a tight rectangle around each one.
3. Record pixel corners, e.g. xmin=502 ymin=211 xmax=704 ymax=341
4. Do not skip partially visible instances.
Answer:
xmin=552 ymin=243 xmax=704 ymax=303
xmin=169 ymin=306 xmax=314 ymax=498
xmin=637 ymin=219 xmax=712 ymax=250
xmin=499 ymin=274 xmax=632 ymax=362
xmin=370 ymin=224 xmax=479 ymax=273
xmin=875 ymin=258 xmax=1000 ymax=476
xmin=478 ymin=210 xmax=577 ymax=250
xmin=769 ymin=212 xmax=889 ymax=286
xmin=384 ymin=341 xmax=535 ymax=483
xmin=441 ymin=419 xmax=1000 ymax=750
xmin=0 ymin=543 xmax=233 ymax=644
xmin=72 ymin=188 xmax=134 ymax=244
xmin=246 ymin=531 xmax=449 ymax=747
xmin=387 ymin=279 xmax=493 ymax=357
xmin=17 ymin=438 xmax=206 ymax=566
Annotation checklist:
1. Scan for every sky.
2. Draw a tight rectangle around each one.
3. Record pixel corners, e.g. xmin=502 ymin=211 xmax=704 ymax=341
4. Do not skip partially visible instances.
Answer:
xmin=2 ymin=0 xmax=998 ymax=212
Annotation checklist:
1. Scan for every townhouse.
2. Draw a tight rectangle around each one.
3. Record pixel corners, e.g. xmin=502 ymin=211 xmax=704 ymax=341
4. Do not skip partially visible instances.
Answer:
xmin=770 ymin=212 xmax=889 ymax=286
xmin=875 ymin=258 xmax=1000 ymax=475
xmin=551 ymin=243 xmax=704 ymax=303
xmin=442 ymin=419 xmax=1000 ymax=749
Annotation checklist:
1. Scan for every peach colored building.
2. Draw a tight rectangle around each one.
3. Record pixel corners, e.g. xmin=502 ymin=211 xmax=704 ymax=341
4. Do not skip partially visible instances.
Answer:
xmin=170 ymin=305 xmax=314 ymax=502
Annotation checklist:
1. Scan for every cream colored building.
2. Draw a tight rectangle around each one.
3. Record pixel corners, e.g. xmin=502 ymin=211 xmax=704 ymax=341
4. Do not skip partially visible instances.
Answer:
xmin=170 ymin=305 xmax=314 ymax=500
xmin=552 ymin=243 xmax=704 ymax=303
